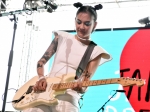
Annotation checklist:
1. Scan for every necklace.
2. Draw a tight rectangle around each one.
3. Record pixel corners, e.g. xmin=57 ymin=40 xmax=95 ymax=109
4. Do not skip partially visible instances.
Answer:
xmin=76 ymin=34 xmax=90 ymax=41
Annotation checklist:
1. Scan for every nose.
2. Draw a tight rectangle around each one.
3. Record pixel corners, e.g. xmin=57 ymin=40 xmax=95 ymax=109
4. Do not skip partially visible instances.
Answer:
xmin=79 ymin=23 xmax=85 ymax=30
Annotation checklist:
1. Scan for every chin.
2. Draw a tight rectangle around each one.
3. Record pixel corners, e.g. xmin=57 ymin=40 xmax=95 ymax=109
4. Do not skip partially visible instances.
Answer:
xmin=78 ymin=33 xmax=87 ymax=38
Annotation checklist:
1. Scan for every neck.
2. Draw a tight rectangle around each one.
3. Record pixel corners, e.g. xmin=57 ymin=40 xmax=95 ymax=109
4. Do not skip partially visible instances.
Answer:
xmin=76 ymin=34 xmax=90 ymax=41
xmin=75 ymin=35 xmax=91 ymax=45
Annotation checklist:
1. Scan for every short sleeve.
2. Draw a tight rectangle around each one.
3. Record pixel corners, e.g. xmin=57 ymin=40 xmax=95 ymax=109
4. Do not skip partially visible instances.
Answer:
xmin=90 ymin=45 xmax=112 ymax=66
xmin=52 ymin=30 xmax=69 ymax=38
xmin=52 ymin=30 xmax=69 ymax=44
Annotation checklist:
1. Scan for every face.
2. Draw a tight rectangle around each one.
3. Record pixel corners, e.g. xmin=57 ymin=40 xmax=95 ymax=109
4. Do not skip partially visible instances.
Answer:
xmin=75 ymin=12 xmax=97 ymax=39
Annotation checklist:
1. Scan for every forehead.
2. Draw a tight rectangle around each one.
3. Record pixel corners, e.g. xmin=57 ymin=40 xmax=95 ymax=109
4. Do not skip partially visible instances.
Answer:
xmin=76 ymin=12 xmax=93 ymax=21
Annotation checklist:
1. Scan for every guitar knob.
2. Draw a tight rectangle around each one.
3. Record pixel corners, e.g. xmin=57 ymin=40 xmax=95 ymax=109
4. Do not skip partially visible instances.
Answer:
xmin=26 ymin=97 xmax=29 ymax=100
xmin=20 ymin=101 xmax=24 ymax=104
xmin=31 ymin=92 xmax=34 ymax=96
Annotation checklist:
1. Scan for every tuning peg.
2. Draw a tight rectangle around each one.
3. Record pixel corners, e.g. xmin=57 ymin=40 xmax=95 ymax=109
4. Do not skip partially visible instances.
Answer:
xmin=133 ymin=78 xmax=136 ymax=80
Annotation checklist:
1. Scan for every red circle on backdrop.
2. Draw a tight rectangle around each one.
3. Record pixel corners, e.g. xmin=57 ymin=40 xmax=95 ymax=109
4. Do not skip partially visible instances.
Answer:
xmin=120 ymin=29 xmax=150 ymax=112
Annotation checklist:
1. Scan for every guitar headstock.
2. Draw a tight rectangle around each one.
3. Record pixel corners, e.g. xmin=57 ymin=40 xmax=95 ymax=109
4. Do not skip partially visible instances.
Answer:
xmin=117 ymin=77 xmax=146 ymax=87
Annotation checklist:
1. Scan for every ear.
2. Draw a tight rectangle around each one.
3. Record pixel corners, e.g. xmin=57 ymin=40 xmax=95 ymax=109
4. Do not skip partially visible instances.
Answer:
xmin=93 ymin=22 xmax=97 ymax=30
xmin=92 ymin=22 xmax=97 ymax=32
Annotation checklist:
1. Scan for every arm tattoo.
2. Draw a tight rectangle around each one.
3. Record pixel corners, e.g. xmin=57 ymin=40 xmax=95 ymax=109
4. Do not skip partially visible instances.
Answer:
xmin=42 ymin=52 xmax=51 ymax=62
xmin=37 ymin=37 xmax=58 ymax=68
xmin=37 ymin=63 xmax=43 ymax=68
xmin=83 ymin=70 xmax=92 ymax=78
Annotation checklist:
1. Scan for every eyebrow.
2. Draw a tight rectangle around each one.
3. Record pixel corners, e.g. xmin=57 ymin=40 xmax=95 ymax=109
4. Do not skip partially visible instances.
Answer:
xmin=76 ymin=18 xmax=91 ymax=23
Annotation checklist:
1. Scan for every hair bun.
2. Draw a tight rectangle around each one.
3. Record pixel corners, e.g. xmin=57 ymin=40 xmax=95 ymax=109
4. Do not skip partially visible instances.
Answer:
xmin=73 ymin=2 xmax=83 ymax=8
xmin=94 ymin=4 xmax=103 ymax=10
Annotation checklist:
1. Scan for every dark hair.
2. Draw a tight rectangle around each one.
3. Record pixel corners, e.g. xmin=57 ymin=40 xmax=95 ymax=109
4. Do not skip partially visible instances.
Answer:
xmin=73 ymin=2 xmax=103 ymax=22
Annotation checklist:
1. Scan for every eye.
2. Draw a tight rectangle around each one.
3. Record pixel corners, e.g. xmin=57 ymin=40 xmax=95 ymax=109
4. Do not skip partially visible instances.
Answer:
xmin=84 ymin=22 xmax=91 ymax=26
xmin=76 ymin=19 xmax=81 ymax=24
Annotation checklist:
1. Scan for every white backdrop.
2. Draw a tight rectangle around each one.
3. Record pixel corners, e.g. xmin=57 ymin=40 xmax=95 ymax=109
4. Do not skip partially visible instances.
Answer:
xmin=0 ymin=5 xmax=150 ymax=111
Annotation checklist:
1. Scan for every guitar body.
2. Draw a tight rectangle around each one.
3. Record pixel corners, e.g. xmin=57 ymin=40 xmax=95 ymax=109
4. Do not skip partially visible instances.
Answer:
xmin=12 ymin=74 xmax=75 ymax=110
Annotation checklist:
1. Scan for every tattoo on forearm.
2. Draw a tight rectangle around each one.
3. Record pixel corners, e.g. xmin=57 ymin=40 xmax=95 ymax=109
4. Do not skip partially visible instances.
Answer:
xmin=37 ymin=37 xmax=58 ymax=68
xmin=85 ymin=72 xmax=92 ymax=78
xmin=37 ymin=63 xmax=43 ymax=68
xmin=42 ymin=52 xmax=50 ymax=62
xmin=83 ymin=70 xmax=92 ymax=78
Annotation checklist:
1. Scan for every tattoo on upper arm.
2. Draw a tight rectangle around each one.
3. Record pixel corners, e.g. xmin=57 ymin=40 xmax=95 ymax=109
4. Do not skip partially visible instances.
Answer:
xmin=37 ymin=37 xmax=58 ymax=68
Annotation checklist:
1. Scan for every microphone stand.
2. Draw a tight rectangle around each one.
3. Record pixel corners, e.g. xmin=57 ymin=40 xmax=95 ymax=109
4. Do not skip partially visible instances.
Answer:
xmin=97 ymin=91 xmax=117 ymax=112
xmin=1 ymin=14 xmax=18 ymax=112
xmin=0 ymin=5 xmax=48 ymax=112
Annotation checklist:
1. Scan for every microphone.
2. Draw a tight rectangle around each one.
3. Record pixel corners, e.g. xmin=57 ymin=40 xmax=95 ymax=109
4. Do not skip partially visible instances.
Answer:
xmin=113 ymin=90 xmax=126 ymax=92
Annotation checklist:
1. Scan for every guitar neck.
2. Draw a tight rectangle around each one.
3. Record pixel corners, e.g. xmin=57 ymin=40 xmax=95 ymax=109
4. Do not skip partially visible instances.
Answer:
xmin=52 ymin=78 xmax=119 ymax=90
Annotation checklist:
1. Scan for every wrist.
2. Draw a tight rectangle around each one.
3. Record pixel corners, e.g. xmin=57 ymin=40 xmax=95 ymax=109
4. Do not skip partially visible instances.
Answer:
xmin=38 ymin=76 xmax=45 ymax=81
xmin=80 ymin=87 xmax=88 ymax=93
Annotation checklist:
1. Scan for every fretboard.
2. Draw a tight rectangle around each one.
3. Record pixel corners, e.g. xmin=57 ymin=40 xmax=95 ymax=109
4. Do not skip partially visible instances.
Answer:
xmin=52 ymin=78 xmax=120 ymax=90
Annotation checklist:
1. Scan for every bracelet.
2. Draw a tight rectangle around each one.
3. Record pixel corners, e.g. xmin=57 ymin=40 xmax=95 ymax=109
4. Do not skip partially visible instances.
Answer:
xmin=38 ymin=76 xmax=45 ymax=81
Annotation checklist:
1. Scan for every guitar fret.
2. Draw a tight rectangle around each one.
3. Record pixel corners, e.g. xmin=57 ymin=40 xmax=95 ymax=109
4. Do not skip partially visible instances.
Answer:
xmin=69 ymin=82 xmax=76 ymax=88
xmin=88 ymin=81 xmax=93 ymax=86
xmin=110 ymin=78 xmax=118 ymax=84
xmin=101 ymin=80 xmax=107 ymax=84
xmin=52 ymin=84 xmax=58 ymax=90
xmin=69 ymin=82 xmax=73 ymax=88
xmin=59 ymin=83 xmax=64 ymax=89
xmin=82 ymin=81 xmax=90 ymax=87
xmin=67 ymin=82 xmax=72 ymax=88
xmin=97 ymin=80 xmax=102 ymax=85
xmin=59 ymin=83 xmax=63 ymax=89
xmin=66 ymin=83 xmax=69 ymax=88
xmin=62 ymin=83 xmax=69 ymax=89
xmin=106 ymin=79 xmax=112 ymax=84
xmin=92 ymin=80 xmax=98 ymax=85
xmin=63 ymin=83 xmax=67 ymax=89
xmin=65 ymin=83 xmax=70 ymax=89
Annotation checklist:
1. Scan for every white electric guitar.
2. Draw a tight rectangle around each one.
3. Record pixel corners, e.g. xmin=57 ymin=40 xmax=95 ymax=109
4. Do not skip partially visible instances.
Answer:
xmin=12 ymin=74 xmax=145 ymax=110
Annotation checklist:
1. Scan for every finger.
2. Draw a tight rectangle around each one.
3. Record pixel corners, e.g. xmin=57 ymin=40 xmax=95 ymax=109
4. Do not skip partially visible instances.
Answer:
xmin=72 ymin=83 xmax=77 ymax=90
xmin=72 ymin=83 xmax=80 ymax=91
xmin=42 ymin=81 xmax=47 ymax=90
xmin=78 ymin=82 xmax=82 ymax=88
xmin=38 ymin=80 xmax=47 ymax=91
xmin=75 ymin=83 xmax=83 ymax=92
xmin=33 ymin=85 xmax=38 ymax=92
xmin=38 ymin=81 xmax=43 ymax=91
xmin=75 ymin=87 xmax=82 ymax=92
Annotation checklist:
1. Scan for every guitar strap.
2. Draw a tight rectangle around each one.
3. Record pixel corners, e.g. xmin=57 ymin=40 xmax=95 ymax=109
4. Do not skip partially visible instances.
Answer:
xmin=75 ymin=41 xmax=97 ymax=79
xmin=75 ymin=41 xmax=97 ymax=108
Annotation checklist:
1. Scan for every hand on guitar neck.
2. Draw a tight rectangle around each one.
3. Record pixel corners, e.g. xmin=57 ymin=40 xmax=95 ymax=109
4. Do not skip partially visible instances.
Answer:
xmin=72 ymin=75 xmax=89 ymax=93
